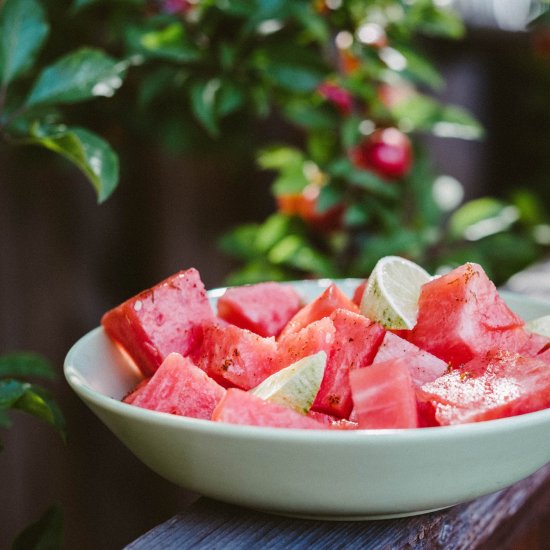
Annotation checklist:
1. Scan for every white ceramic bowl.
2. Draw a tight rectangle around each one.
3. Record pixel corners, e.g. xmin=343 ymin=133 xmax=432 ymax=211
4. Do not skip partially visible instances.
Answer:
xmin=64 ymin=280 xmax=550 ymax=519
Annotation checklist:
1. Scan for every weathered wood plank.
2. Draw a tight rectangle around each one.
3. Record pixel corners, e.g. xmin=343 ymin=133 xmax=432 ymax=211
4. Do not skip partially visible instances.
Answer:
xmin=125 ymin=463 xmax=550 ymax=550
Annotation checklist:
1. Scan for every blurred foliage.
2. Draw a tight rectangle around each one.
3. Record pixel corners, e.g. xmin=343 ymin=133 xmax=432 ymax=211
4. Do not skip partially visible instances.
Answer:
xmin=1 ymin=0 xmax=549 ymax=283
xmin=0 ymin=351 xmax=65 ymax=547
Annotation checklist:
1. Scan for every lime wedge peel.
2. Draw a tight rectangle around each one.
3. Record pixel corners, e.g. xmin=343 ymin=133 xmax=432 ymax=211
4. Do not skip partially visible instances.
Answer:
xmin=360 ymin=255 xmax=432 ymax=330
xmin=250 ymin=351 xmax=327 ymax=414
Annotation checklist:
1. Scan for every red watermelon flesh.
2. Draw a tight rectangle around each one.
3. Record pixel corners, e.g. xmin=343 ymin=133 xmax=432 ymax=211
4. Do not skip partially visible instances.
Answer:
xmin=311 ymin=309 xmax=386 ymax=419
xmin=517 ymin=330 xmax=550 ymax=358
xmin=349 ymin=357 xmax=419 ymax=429
xmin=212 ymin=388 xmax=326 ymax=429
xmin=406 ymin=263 xmax=525 ymax=367
xmin=373 ymin=332 xmax=448 ymax=387
xmin=279 ymin=283 xmax=359 ymax=336
xmin=277 ymin=317 xmax=336 ymax=371
xmin=197 ymin=322 xmax=279 ymax=390
xmin=417 ymin=350 xmax=550 ymax=425
xmin=307 ymin=410 xmax=359 ymax=430
xmin=122 ymin=378 xmax=150 ymax=405
xmin=126 ymin=353 xmax=226 ymax=419
xmin=217 ymin=282 xmax=302 ymax=337
xmin=102 ymin=268 xmax=215 ymax=376
xmin=352 ymin=280 xmax=367 ymax=306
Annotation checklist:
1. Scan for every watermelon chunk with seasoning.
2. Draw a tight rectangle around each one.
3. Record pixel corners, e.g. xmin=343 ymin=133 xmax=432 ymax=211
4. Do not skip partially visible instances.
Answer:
xmin=197 ymin=322 xmax=279 ymax=390
xmin=311 ymin=309 xmax=385 ymax=419
xmin=373 ymin=331 xmax=448 ymax=387
xmin=277 ymin=317 xmax=336 ymax=371
xmin=102 ymin=268 xmax=215 ymax=376
xmin=279 ymin=283 xmax=359 ymax=336
xmin=405 ymin=263 xmax=525 ymax=367
xmin=217 ymin=282 xmax=302 ymax=337
xmin=125 ymin=353 xmax=226 ymax=419
xmin=349 ymin=357 xmax=419 ymax=429
xmin=212 ymin=388 xmax=326 ymax=429
xmin=417 ymin=350 xmax=550 ymax=425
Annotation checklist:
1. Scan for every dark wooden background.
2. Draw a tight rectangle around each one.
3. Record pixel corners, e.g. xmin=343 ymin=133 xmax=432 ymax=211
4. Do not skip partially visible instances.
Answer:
xmin=1 ymin=28 xmax=548 ymax=549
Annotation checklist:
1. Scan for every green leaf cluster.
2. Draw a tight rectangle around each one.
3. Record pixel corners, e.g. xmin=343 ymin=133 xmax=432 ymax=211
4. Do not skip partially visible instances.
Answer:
xmin=0 ymin=0 xmax=126 ymax=202
xmin=0 ymin=352 xmax=66 ymax=447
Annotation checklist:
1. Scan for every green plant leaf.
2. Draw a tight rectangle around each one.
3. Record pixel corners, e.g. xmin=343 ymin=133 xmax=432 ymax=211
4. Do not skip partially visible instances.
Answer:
xmin=136 ymin=23 xmax=201 ymax=63
xmin=26 ymin=48 xmax=126 ymax=107
xmin=13 ymin=383 xmax=66 ymax=440
xmin=72 ymin=0 xmax=100 ymax=9
xmin=267 ymin=62 xmax=324 ymax=93
xmin=268 ymin=234 xmax=337 ymax=276
xmin=189 ymin=78 xmax=221 ymax=136
xmin=394 ymin=45 xmax=444 ymax=90
xmin=255 ymin=213 xmax=296 ymax=253
xmin=0 ymin=0 xmax=49 ymax=86
xmin=219 ymin=223 xmax=261 ymax=260
xmin=12 ymin=504 xmax=63 ymax=550
xmin=0 ymin=352 xmax=55 ymax=380
xmin=448 ymin=197 xmax=510 ymax=240
xmin=390 ymin=94 xmax=483 ymax=140
xmin=28 ymin=125 xmax=119 ymax=202
xmin=0 ymin=379 xmax=27 ymax=409
xmin=328 ymin=158 xmax=399 ymax=199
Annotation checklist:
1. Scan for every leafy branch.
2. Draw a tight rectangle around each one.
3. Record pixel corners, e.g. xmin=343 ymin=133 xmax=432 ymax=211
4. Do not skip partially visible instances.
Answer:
xmin=0 ymin=0 xmax=126 ymax=202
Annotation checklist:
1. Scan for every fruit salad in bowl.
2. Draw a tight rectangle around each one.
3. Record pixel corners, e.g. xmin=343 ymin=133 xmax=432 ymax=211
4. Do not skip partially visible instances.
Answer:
xmin=64 ymin=257 xmax=550 ymax=518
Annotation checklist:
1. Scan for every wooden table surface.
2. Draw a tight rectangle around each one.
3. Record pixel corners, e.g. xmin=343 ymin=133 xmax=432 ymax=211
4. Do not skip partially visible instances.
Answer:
xmin=124 ymin=261 xmax=550 ymax=550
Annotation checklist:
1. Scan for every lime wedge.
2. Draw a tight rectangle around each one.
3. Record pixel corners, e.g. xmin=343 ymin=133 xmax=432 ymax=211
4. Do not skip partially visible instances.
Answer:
xmin=360 ymin=255 xmax=431 ymax=330
xmin=250 ymin=351 xmax=327 ymax=414
xmin=526 ymin=315 xmax=550 ymax=338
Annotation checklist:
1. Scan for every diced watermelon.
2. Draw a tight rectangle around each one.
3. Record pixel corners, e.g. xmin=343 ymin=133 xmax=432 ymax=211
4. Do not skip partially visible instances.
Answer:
xmin=277 ymin=317 xmax=336 ymax=370
xmin=518 ymin=331 xmax=550 ymax=358
xmin=279 ymin=283 xmax=359 ymax=336
xmin=126 ymin=353 xmax=226 ymax=419
xmin=373 ymin=332 xmax=448 ymax=387
xmin=352 ymin=280 xmax=367 ymax=306
xmin=212 ymin=388 xmax=326 ymax=429
xmin=122 ymin=378 xmax=150 ymax=405
xmin=349 ymin=357 xmax=419 ymax=429
xmin=405 ymin=263 xmax=525 ymax=367
xmin=197 ymin=323 xmax=279 ymax=390
xmin=217 ymin=282 xmax=302 ymax=337
xmin=417 ymin=350 xmax=550 ymax=425
xmin=307 ymin=410 xmax=359 ymax=430
xmin=311 ymin=309 xmax=385 ymax=419
xmin=102 ymin=268 xmax=215 ymax=376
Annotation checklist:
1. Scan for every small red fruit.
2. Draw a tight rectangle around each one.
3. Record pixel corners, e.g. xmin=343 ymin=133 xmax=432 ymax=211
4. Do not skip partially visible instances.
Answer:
xmin=317 ymin=82 xmax=353 ymax=115
xmin=351 ymin=128 xmax=412 ymax=180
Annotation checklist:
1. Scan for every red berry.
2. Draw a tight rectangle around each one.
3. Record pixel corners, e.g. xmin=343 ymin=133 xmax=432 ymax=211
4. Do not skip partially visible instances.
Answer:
xmin=317 ymin=82 xmax=353 ymax=115
xmin=352 ymin=128 xmax=412 ymax=180
xmin=160 ymin=0 xmax=192 ymax=15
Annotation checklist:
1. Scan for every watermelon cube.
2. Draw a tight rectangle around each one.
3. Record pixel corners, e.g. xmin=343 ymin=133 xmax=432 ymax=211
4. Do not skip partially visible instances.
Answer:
xmin=102 ymin=268 xmax=215 ymax=376
xmin=212 ymin=388 xmax=327 ymax=429
xmin=373 ymin=331 xmax=448 ymax=387
xmin=349 ymin=357 xmax=419 ymax=429
xmin=311 ymin=309 xmax=385 ymax=419
xmin=406 ymin=263 xmax=525 ymax=367
xmin=277 ymin=317 xmax=336 ymax=371
xmin=217 ymin=282 xmax=302 ymax=337
xmin=279 ymin=283 xmax=359 ymax=336
xmin=126 ymin=353 xmax=226 ymax=419
xmin=417 ymin=350 xmax=550 ymax=425
xmin=351 ymin=279 xmax=367 ymax=306
xmin=197 ymin=323 xmax=279 ymax=390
